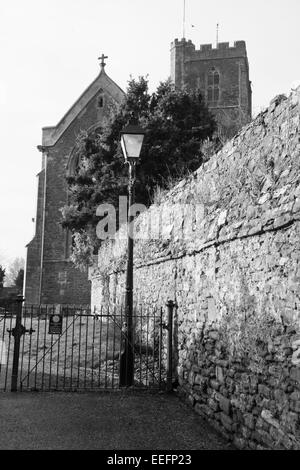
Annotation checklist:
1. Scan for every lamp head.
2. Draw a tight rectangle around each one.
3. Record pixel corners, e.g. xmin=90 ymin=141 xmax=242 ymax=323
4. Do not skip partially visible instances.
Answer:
xmin=120 ymin=122 xmax=145 ymax=162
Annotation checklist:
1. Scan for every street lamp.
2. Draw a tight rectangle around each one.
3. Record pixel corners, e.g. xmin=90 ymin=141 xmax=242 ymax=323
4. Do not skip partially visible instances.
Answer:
xmin=119 ymin=122 xmax=145 ymax=387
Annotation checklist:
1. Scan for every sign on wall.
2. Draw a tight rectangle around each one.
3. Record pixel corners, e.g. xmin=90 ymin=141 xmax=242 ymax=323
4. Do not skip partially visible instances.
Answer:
xmin=48 ymin=306 xmax=63 ymax=335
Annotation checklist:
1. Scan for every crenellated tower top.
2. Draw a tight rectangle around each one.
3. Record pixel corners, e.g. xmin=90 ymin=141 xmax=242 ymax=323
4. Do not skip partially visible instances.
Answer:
xmin=170 ymin=37 xmax=251 ymax=138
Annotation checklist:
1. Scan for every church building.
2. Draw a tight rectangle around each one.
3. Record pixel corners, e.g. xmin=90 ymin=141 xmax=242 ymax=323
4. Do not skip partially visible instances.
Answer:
xmin=25 ymin=37 xmax=251 ymax=305
xmin=24 ymin=57 xmax=125 ymax=305
xmin=171 ymin=38 xmax=252 ymax=137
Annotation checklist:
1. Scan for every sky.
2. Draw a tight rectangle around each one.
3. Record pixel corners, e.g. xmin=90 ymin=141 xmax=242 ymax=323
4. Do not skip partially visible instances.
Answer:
xmin=0 ymin=0 xmax=299 ymax=269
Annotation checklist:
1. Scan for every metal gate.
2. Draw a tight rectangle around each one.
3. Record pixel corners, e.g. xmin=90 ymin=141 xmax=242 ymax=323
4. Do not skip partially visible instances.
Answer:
xmin=0 ymin=298 xmax=173 ymax=392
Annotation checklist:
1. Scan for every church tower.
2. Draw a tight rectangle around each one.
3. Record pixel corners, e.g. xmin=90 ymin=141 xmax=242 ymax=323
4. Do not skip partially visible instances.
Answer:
xmin=25 ymin=56 xmax=125 ymax=305
xmin=170 ymin=38 xmax=252 ymax=137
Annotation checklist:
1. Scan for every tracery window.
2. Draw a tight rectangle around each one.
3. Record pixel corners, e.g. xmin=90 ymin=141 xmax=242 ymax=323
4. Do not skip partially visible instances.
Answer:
xmin=207 ymin=68 xmax=220 ymax=104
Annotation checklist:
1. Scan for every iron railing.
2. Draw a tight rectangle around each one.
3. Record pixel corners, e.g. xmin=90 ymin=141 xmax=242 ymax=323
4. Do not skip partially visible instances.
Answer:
xmin=0 ymin=301 xmax=173 ymax=392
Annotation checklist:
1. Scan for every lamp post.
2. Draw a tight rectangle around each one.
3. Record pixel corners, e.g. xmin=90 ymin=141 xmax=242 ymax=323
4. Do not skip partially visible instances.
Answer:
xmin=119 ymin=122 xmax=145 ymax=387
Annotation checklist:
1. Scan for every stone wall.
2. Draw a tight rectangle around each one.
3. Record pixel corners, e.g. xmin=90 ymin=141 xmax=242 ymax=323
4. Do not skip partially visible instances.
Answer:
xmin=91 ymin=87 xmax=300 ymax=449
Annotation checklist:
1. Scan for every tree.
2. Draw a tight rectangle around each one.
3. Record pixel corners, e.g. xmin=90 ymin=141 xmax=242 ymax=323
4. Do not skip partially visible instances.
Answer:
xmin=14 ymin=268 xmax=24 ymax=291
xmin=5 ymin=257 xmax=25 ymax=286
xmin=0 ymin=265 xmax=5 ymax=290
xmin=61 ymin=77 xmax=216 ymax=269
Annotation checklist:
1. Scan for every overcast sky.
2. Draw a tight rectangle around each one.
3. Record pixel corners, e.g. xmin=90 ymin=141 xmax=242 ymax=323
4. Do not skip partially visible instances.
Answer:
xmin=0 ymin=0 xmax=299 ymax=268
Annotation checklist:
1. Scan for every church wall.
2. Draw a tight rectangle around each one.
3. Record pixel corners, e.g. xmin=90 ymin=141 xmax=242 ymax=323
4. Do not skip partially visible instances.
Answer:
xmin=25 ymin=74 xmax=123 ymax=305
xmin=187 ymin=57 xmax=250 ymax=137
xmin=91 ymin=88 xmax=300 ymax=449
xmin=41 ymin=261 xmax=90 ymax=305
xmin=24 ymin=169 xmax=45 ymax=304
xmin=186 ymin=58 xmax=240 ymax=104
xmin=39 ymin=91 xmax=109 ymax=304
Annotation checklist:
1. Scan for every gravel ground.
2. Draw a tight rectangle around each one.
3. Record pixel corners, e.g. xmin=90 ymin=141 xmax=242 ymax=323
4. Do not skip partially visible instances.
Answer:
xmin=0 ymin=391 xmax=234 ymax=450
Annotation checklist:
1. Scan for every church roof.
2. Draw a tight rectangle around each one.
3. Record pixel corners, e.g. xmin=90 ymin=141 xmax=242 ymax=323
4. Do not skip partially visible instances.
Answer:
xmin=41 ymin=66 xmax=125 ymax=147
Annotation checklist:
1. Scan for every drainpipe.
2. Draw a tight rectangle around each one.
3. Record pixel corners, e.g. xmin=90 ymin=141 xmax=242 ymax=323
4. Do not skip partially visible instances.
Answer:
xmin=37 ymin=145 xmax=49 ymax=305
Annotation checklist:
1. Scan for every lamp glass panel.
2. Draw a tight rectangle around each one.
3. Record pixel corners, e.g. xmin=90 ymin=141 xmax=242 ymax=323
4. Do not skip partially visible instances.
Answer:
xmin=120 ymin=138 xmax=127 ymax=160
xmin=121 ymin=134 xmax=144 ymax=159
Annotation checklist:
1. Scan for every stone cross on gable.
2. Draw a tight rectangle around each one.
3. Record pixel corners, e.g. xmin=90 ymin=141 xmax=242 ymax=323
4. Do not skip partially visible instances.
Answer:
xmin=98 ymin=53 xmax=108 ymax=69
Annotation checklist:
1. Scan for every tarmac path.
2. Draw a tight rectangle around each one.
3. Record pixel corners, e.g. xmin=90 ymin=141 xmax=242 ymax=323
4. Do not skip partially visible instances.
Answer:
xmin=0 ymin=391 xmax=233 ymax=450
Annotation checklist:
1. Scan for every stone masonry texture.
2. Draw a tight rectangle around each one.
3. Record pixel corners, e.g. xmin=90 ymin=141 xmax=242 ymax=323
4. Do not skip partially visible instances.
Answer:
xmin=91 ymin=86 xmax=300 ymax=449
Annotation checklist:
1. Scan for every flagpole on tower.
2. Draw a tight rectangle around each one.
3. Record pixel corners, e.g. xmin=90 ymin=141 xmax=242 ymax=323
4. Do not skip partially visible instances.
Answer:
xmin=216 ymin=22 xmax=219 ymax=47
xmin=183 ymin=0 xmax=186 ymax=39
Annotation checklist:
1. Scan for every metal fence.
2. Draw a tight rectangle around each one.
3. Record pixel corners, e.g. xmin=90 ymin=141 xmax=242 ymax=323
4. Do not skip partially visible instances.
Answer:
xmin=0 ymin=299 xmax=173 ymax=392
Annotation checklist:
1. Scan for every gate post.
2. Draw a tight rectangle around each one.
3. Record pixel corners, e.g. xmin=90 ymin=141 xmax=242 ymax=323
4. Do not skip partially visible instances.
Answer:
xmin=166 ymin=300 xmax=176 ymax=393
xmin=11 ymin=295 xmax=25 ymax=392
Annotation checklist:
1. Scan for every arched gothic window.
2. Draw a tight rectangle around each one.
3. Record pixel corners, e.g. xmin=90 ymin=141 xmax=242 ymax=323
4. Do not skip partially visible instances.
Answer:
xmin=207 ymin=68 xmax=220 ymax=104
xmin=66 ymin=126 xmax=102 ymax=178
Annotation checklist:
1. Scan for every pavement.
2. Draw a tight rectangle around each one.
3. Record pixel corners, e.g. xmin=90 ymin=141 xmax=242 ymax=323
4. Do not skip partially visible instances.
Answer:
xmin=0 ymin=390 xmax=233 ymax=450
